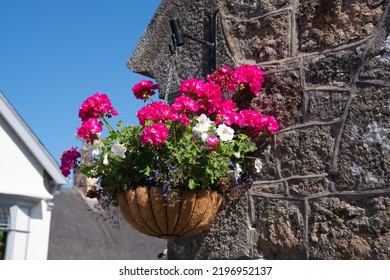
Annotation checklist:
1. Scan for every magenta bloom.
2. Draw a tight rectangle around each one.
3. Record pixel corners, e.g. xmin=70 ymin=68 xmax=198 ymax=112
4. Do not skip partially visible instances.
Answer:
xmin=216 ymin=110 xmax=242 ymax=126
xmin=233 ymin=65 xmax=265 ymax=95
xmin=240 ymin=110 xmax=262 ymax=128
xmin=78 ymin=92 xmax=118 ymax=121
xmin=77 ymin=118 xmax=103 ymax=142
xmin=137 ymin=101 xmax=173 ymax=125
xmin=141 ymin=123 xmax=169 ymax=146
xmin=179 ymin=78 xmax=205 ymax=97
xmin=260 ymin=116 xmax=280 ymax=133
xmin=207 ymin=136 xmax=220 ymax=147
xmin=239 ymin=110 xmax=280 ymax=135
xmin=207 ymin=65 xmax=237 ymax=93
xmin=171 ymin=113 xmax=190 ymax=126
xmin=172 ymin=96 xmax=199 ymax=114
xmin=191 ymin=82 xmax=224 ymax=115
xmin=60 ymin=147 xmax=81 ymax=177
xmin=132 ymin=80 xmax=158 ymax=100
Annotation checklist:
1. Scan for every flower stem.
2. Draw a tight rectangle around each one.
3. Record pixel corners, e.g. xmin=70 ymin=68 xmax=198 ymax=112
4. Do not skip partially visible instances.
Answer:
xmin=101 ymin=116 xmax=114 ymax=132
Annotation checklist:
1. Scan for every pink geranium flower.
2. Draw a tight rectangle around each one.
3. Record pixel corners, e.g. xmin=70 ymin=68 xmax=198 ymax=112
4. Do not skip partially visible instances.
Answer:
xmin=77 ymin=118 xmax=103 ymax=142
xmin=78 ymin=92 xmax=118 ymax=121
xmin=179 ymin=78 xmax=205 ymax=98
xmin=172 ymin=96 xmax=199 ymax=114
xmin=132 ymin=80 xmax=158 ymax=100
xmin=60 ymin=147 xmax=81 ymax=177
xmin=171 ymin=113 xmax=190 ymax=126
xmin=137 ymin=101 xmax=173 ymax=125
xmin=207 ymin=136 xmax=220 ymax=147
xmin=141 ymin=123 xmax=169 ymax=146
xmin=207 ymin=65 xmax=237 ymax=93
xmin=233 ymin=65 xmax=265 ymax=95
xmin=260 ymin=116 xmax=280 ymax=133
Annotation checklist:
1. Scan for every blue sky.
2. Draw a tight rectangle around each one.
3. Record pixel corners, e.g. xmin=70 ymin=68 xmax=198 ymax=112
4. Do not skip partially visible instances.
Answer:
xmin=0 ymin=0 xmax=161 ymax=181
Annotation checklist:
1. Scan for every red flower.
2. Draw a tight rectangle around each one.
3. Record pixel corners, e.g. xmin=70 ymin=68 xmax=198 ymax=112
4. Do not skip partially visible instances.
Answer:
xmin=60 ymin=147 xmax=81 ymax=177
xmin=207 ymin=65 xmax=237 ymax=93
xmin=78 ymin=92 xmax=118 ymax=121
xmin=76 ymin=118 xmax=103 ymax=142
xmin=172 ymin=96 xmax=199 ymax=114
xmin=137 ymin=101 xmax=173 ymax=125
xmin=233 ymin=65 xmax=265 ymax=95
xmin=141 ymin=123 xmax=169 ymax=146
xmin=132 ymin=80 xmax=158 ymax=100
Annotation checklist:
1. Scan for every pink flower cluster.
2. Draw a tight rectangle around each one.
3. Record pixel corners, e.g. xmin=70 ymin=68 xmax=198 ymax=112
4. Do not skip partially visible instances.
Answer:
xmin=132 ymin=80 xmax=158 ymax=100
xmin=135 ymin=65 xmax=279 ymax=147
xmin=239 ymin=110 xmax=279 ymax=136
xmin=233 ymin=65 xmax=265 ymax=94
xmin=207 ymin=65 xmax=237 ymax=93
xmin=137 ymin=101 xmax=173 ymax=125
xmin=141 ymin=123 xmax=169 ymax=146
xmin=77 ymin=92 xmax=117 ymax=142
xmin=79 ymin=92 xmax=118 ymax=121
xmin=60 ymin=147 xmax=81 ymax=177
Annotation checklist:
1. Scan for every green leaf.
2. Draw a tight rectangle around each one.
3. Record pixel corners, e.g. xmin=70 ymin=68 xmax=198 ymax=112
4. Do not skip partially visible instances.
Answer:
xmin=140 ymin=165 xmax=151 ymax=176
xmin=187 ymin=179 xmax=198 ymax=189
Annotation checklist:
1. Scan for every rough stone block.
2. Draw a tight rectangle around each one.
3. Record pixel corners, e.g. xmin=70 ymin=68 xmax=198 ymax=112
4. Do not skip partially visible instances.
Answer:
xmin=298 ymin=0 xmax=385 ymax=51
xmin=254 ymin=198 xmax=305 ymax=259
xmin=222 ymin=0 xmax=290 ymax=17
xmin=309 ymin=196 xmax=390 ymax=259
xmin=278 ymin=126 xmax=335 ymax=177
xmin=338 ymin=85 xmax=390 ymax=191
xmin=359 ymin=34 xmax=390 ymax=82
xmin=251 ymin=182 xmax=285 ymax=195
xmin=252 ymin=144 xmax=280 ymax=182
xmin=168 ymin=193 xmax=259 ymax=259
xmin=253 ymin=70 xmax=302 ymax=128
xmin=305 ymin=50 xmax=362 ymax=86
xmin=288 ymin=177 xmax=326 ymax=196
xmin=306 ymin=90 xmax=350 ymax=121
xmin=224 ymin=12 xmax=291 ymax=63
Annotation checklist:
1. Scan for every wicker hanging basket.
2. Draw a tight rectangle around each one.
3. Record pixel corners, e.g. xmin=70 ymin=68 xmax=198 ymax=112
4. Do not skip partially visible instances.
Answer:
xmin=117 ymin=186 xmax=223 ymax=240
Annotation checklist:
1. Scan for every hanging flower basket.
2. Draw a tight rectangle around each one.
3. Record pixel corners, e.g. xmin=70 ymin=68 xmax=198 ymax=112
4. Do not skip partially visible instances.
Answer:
xmin=117 ymin=186 xmax=223 ymax=240
xmin=60 ymin=64 xmax=280 ymax=239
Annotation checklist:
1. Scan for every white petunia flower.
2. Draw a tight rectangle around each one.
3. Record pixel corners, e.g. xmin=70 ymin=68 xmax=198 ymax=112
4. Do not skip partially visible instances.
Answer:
xmin=216 ymin=124 xmax=234 ymax=141
xmin=254 ymin=158 xmax=262 ymax=173
xmin=111 ymin=142 xmax=127 ymax=158
xmin=200 ymin=132 xmax=209 ymax=142
xmin=233 ymin=163 xmax=242 ymax=181
xmin=193 ymin=114 xmax=212 ymax=133
xmin=87 ymin=139 xmax=104 ymax=156
xmin=103 ymin=153 xmax=109 ymax=166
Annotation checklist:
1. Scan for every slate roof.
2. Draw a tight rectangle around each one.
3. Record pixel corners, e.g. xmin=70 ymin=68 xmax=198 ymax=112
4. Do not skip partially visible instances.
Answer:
xmin=48 ymin=187 xmax=166 ymax=260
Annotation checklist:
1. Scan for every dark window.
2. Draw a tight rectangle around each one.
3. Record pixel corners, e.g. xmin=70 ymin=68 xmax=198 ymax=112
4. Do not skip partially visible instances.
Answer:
xmin=0 ymin=207 xmax=10 ymax=260
xmin=0 ymin=207 xmax=10 ymax=230
xmin=0 ymin=231 xmax=6 ymax=259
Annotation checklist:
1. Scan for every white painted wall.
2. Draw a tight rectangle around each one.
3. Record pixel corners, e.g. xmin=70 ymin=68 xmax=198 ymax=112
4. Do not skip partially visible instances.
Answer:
xmin=0 ymin=115 xmax=52 ymax=200
xmin=0 ymin=115 xmax=53 ymax=259
xmin=26 ymin=201 xmax=52 ymax=259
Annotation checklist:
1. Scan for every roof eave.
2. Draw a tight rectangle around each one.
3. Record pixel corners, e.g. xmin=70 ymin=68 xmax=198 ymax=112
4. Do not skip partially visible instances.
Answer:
xmin=0 ymin=92 xmax=68 ymax=186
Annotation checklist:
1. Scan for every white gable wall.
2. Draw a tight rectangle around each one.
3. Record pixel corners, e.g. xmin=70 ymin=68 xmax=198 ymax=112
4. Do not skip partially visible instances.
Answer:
xmin=0 ymin=115 xmax=52 ymax=200
xmin=0 ymin=114 xmax=53 ymax=259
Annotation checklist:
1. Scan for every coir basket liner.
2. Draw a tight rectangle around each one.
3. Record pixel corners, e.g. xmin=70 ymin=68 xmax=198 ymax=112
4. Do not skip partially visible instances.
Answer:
xmin=117 ymin=186 xmax=223 ymax=240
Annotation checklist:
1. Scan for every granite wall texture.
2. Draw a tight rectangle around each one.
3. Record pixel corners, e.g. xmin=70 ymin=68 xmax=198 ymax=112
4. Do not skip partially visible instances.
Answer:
xmin=128 ymin=0 xmax=390 ymax=259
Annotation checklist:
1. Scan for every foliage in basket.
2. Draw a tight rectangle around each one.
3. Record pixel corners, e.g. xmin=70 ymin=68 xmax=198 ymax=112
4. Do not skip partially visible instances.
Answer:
xmin=60 ymin=65 xmax=279 ymax=207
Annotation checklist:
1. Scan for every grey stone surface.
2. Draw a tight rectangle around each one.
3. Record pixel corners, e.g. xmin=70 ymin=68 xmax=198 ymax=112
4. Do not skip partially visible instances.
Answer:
xmin=128 ymin=0 xmax=390 ymax=259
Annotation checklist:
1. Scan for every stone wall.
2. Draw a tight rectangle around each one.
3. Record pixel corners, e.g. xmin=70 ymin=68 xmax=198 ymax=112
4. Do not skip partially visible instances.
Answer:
xmin=128 ymin=0 xmax=390 ymax=259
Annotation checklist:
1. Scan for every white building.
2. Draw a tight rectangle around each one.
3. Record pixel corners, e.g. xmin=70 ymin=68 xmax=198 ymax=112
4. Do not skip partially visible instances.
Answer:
xmin=0 ymin=92 xmax=67 ymax=259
